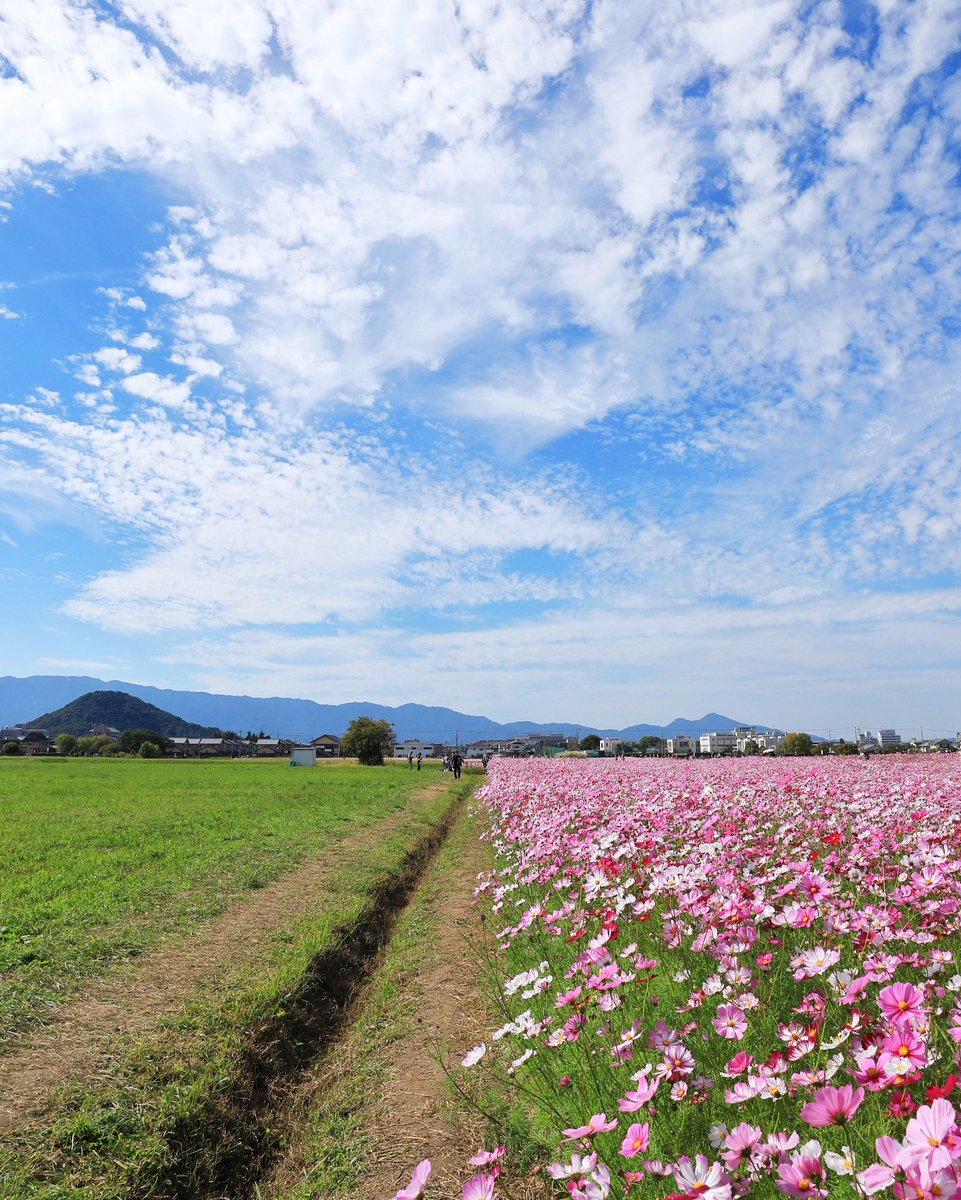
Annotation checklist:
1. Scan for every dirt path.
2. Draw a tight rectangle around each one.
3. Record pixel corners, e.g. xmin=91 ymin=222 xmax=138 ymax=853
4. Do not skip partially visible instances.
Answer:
xmin=262 ymin=805 xmax=495 ymax=1199
xmin=0 ymin=790 xmax=448 ymax=1132
xmin=356 ymin=820 xmax=492 ymax=1198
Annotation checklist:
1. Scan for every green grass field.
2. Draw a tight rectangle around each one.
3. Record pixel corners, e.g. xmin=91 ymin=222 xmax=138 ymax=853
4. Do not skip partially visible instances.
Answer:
xmin=0 ymin=757 xmax=472 ymax=1199
xmin=0 ymin=756 xmax=451 ymax=1041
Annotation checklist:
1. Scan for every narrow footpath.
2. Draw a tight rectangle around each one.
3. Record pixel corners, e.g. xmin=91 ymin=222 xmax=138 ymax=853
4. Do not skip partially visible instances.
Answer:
xmin=259 ymin=801 xmax=495 ymax=1199
xmin=0 ymin=793 xmax=442 ymax=1132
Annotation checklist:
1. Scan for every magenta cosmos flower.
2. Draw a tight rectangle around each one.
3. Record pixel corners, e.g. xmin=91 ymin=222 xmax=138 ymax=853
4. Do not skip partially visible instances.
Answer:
xmin=619 ymin=1122 xmax=650 ymax=1158
xmin=881 ymin=1027 xmax=928 ymax=1072
xmin=878 ymin=981 xmax=926 ymax=1027
xmin=801 ymin=1084 xmax=866 ymax=1127
xmin=776 ymin=1151 xmax=828 ymax=1198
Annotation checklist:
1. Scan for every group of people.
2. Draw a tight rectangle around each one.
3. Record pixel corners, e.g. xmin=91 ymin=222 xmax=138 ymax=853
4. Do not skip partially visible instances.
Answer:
xmin=406 ymin=747 xmax=465 ymax=778
xmin=444 ymin=751 xmax=464 ymax=779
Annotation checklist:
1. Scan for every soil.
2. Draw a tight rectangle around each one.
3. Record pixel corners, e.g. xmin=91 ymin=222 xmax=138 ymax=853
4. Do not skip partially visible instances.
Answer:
xmin=361 ymin=833 xmax=491 ymax=1198
xmin=263 ymin=809 xmax=494 ymax=1199
xmin=0 ymin=794 xmax=443 ymax=1132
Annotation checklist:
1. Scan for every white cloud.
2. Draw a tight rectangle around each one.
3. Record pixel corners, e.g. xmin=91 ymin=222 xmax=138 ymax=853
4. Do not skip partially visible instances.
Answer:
xmin=121 ymin=372 xmax=192 ymax=408
xmin=0 ymin=0 xmax=960 ymax=729
xmin=94 ymin=346 xmax=143 ymax=374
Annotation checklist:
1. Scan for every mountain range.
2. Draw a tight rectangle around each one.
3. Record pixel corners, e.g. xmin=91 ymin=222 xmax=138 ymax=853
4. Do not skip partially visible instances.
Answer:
xmin=0 ymin=675 xmax=778 ymax=744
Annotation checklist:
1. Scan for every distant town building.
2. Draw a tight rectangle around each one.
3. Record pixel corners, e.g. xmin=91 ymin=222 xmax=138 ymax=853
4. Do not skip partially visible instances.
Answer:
xmin=699 ymin=731 xmax=737 ymax=756
xmin=462 ymin=732 xmax=568 ymax=758
xmin=877 ymin=728 xmax=902 ymax=748
xmin=169 ymin=736 xmax=246 ymax=757
xmin=394 ymin=739 xmax=435 ymax=759
xmin=599 ymin=737 xmax=623 ymax=755
xmin=666 ymin=736 xmax=697 ymax=757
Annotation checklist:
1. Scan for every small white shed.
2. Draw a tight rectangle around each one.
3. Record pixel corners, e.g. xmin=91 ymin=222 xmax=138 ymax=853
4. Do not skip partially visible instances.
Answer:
xmin=290 ymin=747 xmax=317 ymax=767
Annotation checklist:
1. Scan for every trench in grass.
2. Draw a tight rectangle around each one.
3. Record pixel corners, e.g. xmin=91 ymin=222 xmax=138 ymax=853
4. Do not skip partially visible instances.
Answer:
xmin=258 ymin=801 xmax=495 ymax=1199
xmin=0 ymin=774 xmax=475 ymax=1200
xmin=0 ymin=758 xmax=447 ymax=1043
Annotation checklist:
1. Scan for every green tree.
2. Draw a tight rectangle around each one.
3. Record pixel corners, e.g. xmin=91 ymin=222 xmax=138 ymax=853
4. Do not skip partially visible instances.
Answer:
xmin=75 ymin=735 xmax=113 ymax=756
xmin=2 ymin=740 xmax=19 ymax=756
xmin=340 ymin=716 xmax=395 ymax=766
xmin=743 ymin=739 xmax=760 ymax=755
xmin=637 ymin=735 xmax=662 ymax=754
xmin=579 ymin=734 xmax=601 ymax=751
xmin=139 ymin=741 xmax=161 ymax=758
xmin=55 ymin=733 xmax=78 ymax=756
xmin=117 ymin=727 xmax=169 ymax=755
xmin=782 ymin=731 xmax=814 ymax=756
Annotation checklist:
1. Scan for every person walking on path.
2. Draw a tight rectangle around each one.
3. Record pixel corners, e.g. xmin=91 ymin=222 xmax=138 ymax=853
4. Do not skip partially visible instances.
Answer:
xmin=407 ymin=749 xmax=414 ymax=770
xmin=416 ymin=751 xmax=422 ymax=771
xmin=452 ymin=751 xmax=463 ymax=779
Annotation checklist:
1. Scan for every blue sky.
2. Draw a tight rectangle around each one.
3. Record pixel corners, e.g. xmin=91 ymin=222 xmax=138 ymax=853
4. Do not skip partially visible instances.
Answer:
xmin=1 ymin=0 xmax=960 ymax=737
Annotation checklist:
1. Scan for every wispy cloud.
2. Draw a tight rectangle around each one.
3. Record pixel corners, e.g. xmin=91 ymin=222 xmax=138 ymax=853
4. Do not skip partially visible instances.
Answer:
xmin=0 ymin=0 xmax=959 ymax=727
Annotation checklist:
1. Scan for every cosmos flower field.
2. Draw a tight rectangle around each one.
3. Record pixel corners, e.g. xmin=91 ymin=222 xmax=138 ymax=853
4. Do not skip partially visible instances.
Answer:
xmin=451 ymin=755 xmax=961 ymax=1200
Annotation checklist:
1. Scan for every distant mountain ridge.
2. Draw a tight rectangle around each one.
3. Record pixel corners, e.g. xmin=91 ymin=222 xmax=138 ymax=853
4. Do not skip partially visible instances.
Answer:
xmin=27 ymin=691 xmax=222 ymax=739
xmin=0 ymin=675 xmax=777 ymax=744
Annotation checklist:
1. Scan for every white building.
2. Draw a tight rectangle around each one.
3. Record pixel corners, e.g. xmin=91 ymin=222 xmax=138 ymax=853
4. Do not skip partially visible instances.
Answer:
xmin=877 ymin=729 xmax=902 ymax=748
xmin=700 ymin=731 xmax=737 ymax=756
xmin=666 ymin=736 xmax=697 ymax=757
xmin=599 ymin=737 xmax=624 ymax=755
xmin=394 ymin=739 xmax=435 ymax=759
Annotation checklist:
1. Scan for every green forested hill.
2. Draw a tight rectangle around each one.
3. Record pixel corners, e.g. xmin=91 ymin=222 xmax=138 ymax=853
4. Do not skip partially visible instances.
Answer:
xmin=28 ymin=691 xmax=222 ymax=738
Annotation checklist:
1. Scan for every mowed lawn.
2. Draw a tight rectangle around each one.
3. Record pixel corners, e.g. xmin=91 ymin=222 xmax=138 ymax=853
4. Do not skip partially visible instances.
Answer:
xmin=0 ymin=757 xmax=448 ymax=1041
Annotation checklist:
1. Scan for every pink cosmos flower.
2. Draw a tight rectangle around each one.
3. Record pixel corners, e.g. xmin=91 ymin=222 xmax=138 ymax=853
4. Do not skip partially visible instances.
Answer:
xmin=547 ymin=1151 xmax=598 ymax=1180
xmin=881 ymin=1027 xmax=928 ymax=1072
xmin=723 ymin=1050 xmax=754 ymax=1076
xmin=617 ymin=1075 xmax=659 ymax=1110
xmin=461 ymin=1172 xmax=497 ymax=1200
xmin=468 ymin=1147 xmax=505 ymax=1168
xmin=776 ymin=1151 xmax=828 ymax=1198
xmin=903 ymin=1098 xmax=960 ymax=1170
xmin=712 ymin=1003 xmax=748 ymax=1040
xmin=896 ymin=1160 xmax=961 ymax=1200
xmin=619 ymin=1122 xmax=649 ymax=1158
xmin=392 ymin=1159 xmax=432 ymax=1200
xmin=879 ymin=981 xmax=927 ymax=1027
xmin=721 ymin=1122 xmax=762 ymax=1170
xmin=673 ymin=1154 xmax=732 ymax=1200
xmin=562 ymin=1113 xmax=618 ymax=1140
xmin=856 ymin=1162 xmax=896 ymax=1195
xmin=556 ymin=986 xmax=583 ymax=1008
xmin=661 ymin=1043 xmax=697 ymax=1077
xmin=841 ymin=975 xmax=871 ymax=1005
xmin=461 ymin=1044 xmax=487 ymax=1067
xmin=800 ymin=1084 xmax=866 ymax=1127
xmin=791 ymin=946 xmax=841 ymax=980
xmin=851 ymin=1050 xmax=888 ymax=1091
